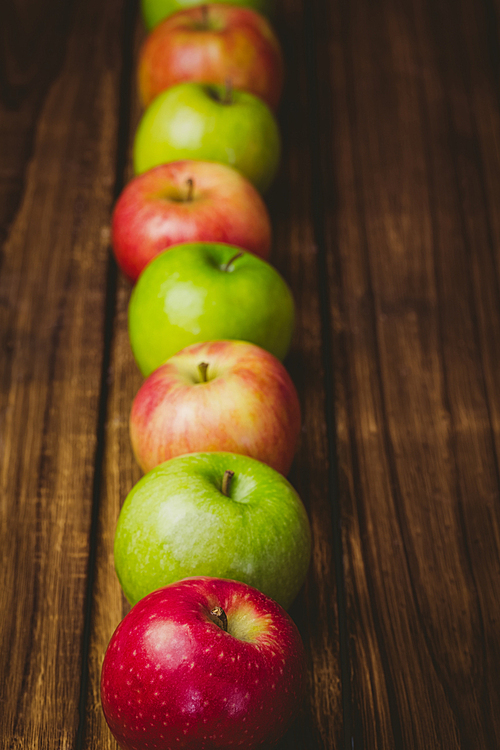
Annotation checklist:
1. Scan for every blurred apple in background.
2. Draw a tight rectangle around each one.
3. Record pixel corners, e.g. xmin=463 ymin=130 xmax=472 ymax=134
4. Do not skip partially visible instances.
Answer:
xmin=111 ymin=161 xmax=272 ymax=282
xmin=114 ymin=452 xmax=311 ymax=608
xmin=128 ymin=242 xmax=294 ymax=376
xmin=133 ymin=81 xmax=280 ymax=193
xmin=101 ymin=577 xmax=306 ymax=750
xmin=142 ymin=0 xmax=275 ymax=30
xmin=138 ymin=4 xmax=284 ymax=110
xmin=130 ymin=339 xmax=301 ymax=474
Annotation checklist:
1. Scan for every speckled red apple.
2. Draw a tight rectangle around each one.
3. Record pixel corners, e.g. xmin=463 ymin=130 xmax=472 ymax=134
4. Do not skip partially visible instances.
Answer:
xmin=100 ymin=577 xmax=306 ymax=750
xmin=130 ymin=340 xmax=301 ymax=475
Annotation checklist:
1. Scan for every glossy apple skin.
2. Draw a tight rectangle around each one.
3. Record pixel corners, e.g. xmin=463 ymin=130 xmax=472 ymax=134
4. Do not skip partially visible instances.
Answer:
xmin=112 ymin=161 xmax=272 ymax=282
xmin=113 ymin=452 xmax=311 ymax=608
xmin=130 ymin=340 xmax=301 ymax=474
xmin=133 ymin=82 xmax=280 ymax=193
xmin=142 ymin=0 xmax=275 ymax=30
xmin=138 ymin=4 xmax=284 ymax=110
xmin=101 ymin=577 xmax=306 ymax=750
xmin=128 ymin=242 xmax=294 ymax=377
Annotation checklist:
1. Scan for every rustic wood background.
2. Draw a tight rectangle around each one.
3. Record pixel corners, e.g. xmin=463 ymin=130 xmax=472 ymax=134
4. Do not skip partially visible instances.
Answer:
xmin=1 ymin=0 xmax=500 ymax=747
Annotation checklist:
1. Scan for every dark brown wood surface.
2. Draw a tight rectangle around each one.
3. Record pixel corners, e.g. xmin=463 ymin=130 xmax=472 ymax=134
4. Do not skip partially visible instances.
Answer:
xmin=1 ymin=0 xmax=499 ymax=747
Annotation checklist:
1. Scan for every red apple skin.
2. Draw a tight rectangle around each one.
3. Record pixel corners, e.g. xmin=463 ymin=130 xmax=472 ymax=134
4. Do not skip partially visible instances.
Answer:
xmin=130 ymin=340 xmax=301 ymax=475
xmin=112 ymin=161 xmax=272 ymax=282
xmin=101 ymin=577 xmax=306 ymax=750
xmin=138 ymin=4 xmax=284 ymax=111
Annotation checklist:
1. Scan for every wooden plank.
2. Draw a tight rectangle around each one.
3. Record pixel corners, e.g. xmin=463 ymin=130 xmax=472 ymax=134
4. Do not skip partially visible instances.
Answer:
xmin=0 ymin=0 xmax=75 ymax=244
xmin=413 ymin=2 xmax=500 ymax=743
xmin=0 ymin=0 xmax=127 ymax=745
xmin=271 ymin=0 xmax=343 ymax=744
xmin=82 ymin=1 xmax=344 ymax=749
xmin=311 ymin=0 xmax=500 ymax=746
xmin=82 ymin=18 xmax=144 ymax=749
xmin=82 ymin=271 xmax=143 ymax=750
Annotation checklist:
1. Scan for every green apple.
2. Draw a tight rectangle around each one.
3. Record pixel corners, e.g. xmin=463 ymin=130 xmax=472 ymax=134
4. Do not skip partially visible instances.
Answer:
xmin=128 ymin=242 xmax=294 ymax=376
xmin=141 ymin=0 xmax=275 ymax=31
xmin=114 ymin=452 xmax=311 ymax=609
xmin=133 ymin=82 xmax=280 ymax=193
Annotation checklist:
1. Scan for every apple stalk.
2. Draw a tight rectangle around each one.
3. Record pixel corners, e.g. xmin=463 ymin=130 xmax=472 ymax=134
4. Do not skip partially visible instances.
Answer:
xmin=198 ymin=361 xmax=209 ymax=382
xmin=221 ymin=469 xmax=234 ymax=496
xmin=222 ymin=250 xmax=244 ymax=272
xmin=210 ymin=605 xmax=228 ymax=632
xmin=223 ymin=78 xmax=233 ymax=105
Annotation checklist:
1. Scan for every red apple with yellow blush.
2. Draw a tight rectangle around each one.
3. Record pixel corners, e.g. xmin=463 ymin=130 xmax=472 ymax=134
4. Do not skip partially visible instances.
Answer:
xmin=112 ymin=161 xmax=272 ymax=282
xmin=130 ymin=339 xmax=301 ymax=474
xmin=138 ymin=4 xmax=284 ymax=110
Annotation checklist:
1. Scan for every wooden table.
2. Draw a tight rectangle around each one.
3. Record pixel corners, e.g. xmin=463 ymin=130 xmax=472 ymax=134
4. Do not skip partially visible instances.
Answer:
xmin=2 ymin=0 xmax=500 ymax=747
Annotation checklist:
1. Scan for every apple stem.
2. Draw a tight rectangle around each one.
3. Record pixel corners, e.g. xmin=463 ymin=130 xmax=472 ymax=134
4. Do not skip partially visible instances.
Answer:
xmin=224 ymin=78 xmax=233 ymax=105
xmin=222 ymin=251 xmax=244 ymax=272
xmin=186 ymin=177 xmax=194 ymax=201
xmin=198 ymin=362 xmax=209 ymax=382
xmin=210 ymin=606 xmax=228 ymax=632
xmin=221 ymin=470 xmax=234 ymax=497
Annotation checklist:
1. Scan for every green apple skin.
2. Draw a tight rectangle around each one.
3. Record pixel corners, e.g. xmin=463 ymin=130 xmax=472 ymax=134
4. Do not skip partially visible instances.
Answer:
xmin=133 ymin=82 xmax=280 ymax=194
xmin=142 ymin=0 xmax=275 ymax=31
xmin=114 ymin=452 xmax=311 ymax=609
xmin=128 ymin=242 xmax=295 ymax=377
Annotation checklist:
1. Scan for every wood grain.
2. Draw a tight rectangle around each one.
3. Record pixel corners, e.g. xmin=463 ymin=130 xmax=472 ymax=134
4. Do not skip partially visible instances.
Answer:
xmin=0 ymin=0 xmax=127 ymax=745
xmin=82 ymin=14 xmax=146 ymax=750
xmin=311 ymin=0 xmax=500 ymax=746
xmin=270 ymin=0 xmax=344 ymax=745
xmin=0 ymin=0 xmax=74 ymax=246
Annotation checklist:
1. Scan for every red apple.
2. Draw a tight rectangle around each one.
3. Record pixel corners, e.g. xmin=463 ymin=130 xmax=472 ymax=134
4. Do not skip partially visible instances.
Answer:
xmin=130 ymin=340 xmax=301 ymax=475
xmin=101 ymin=577 xmax=306 ymax=750
xmin=138 ymin=4 xmax=284 ymax=110
xmin=112 ymin=161 xmax=272 ymax=282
